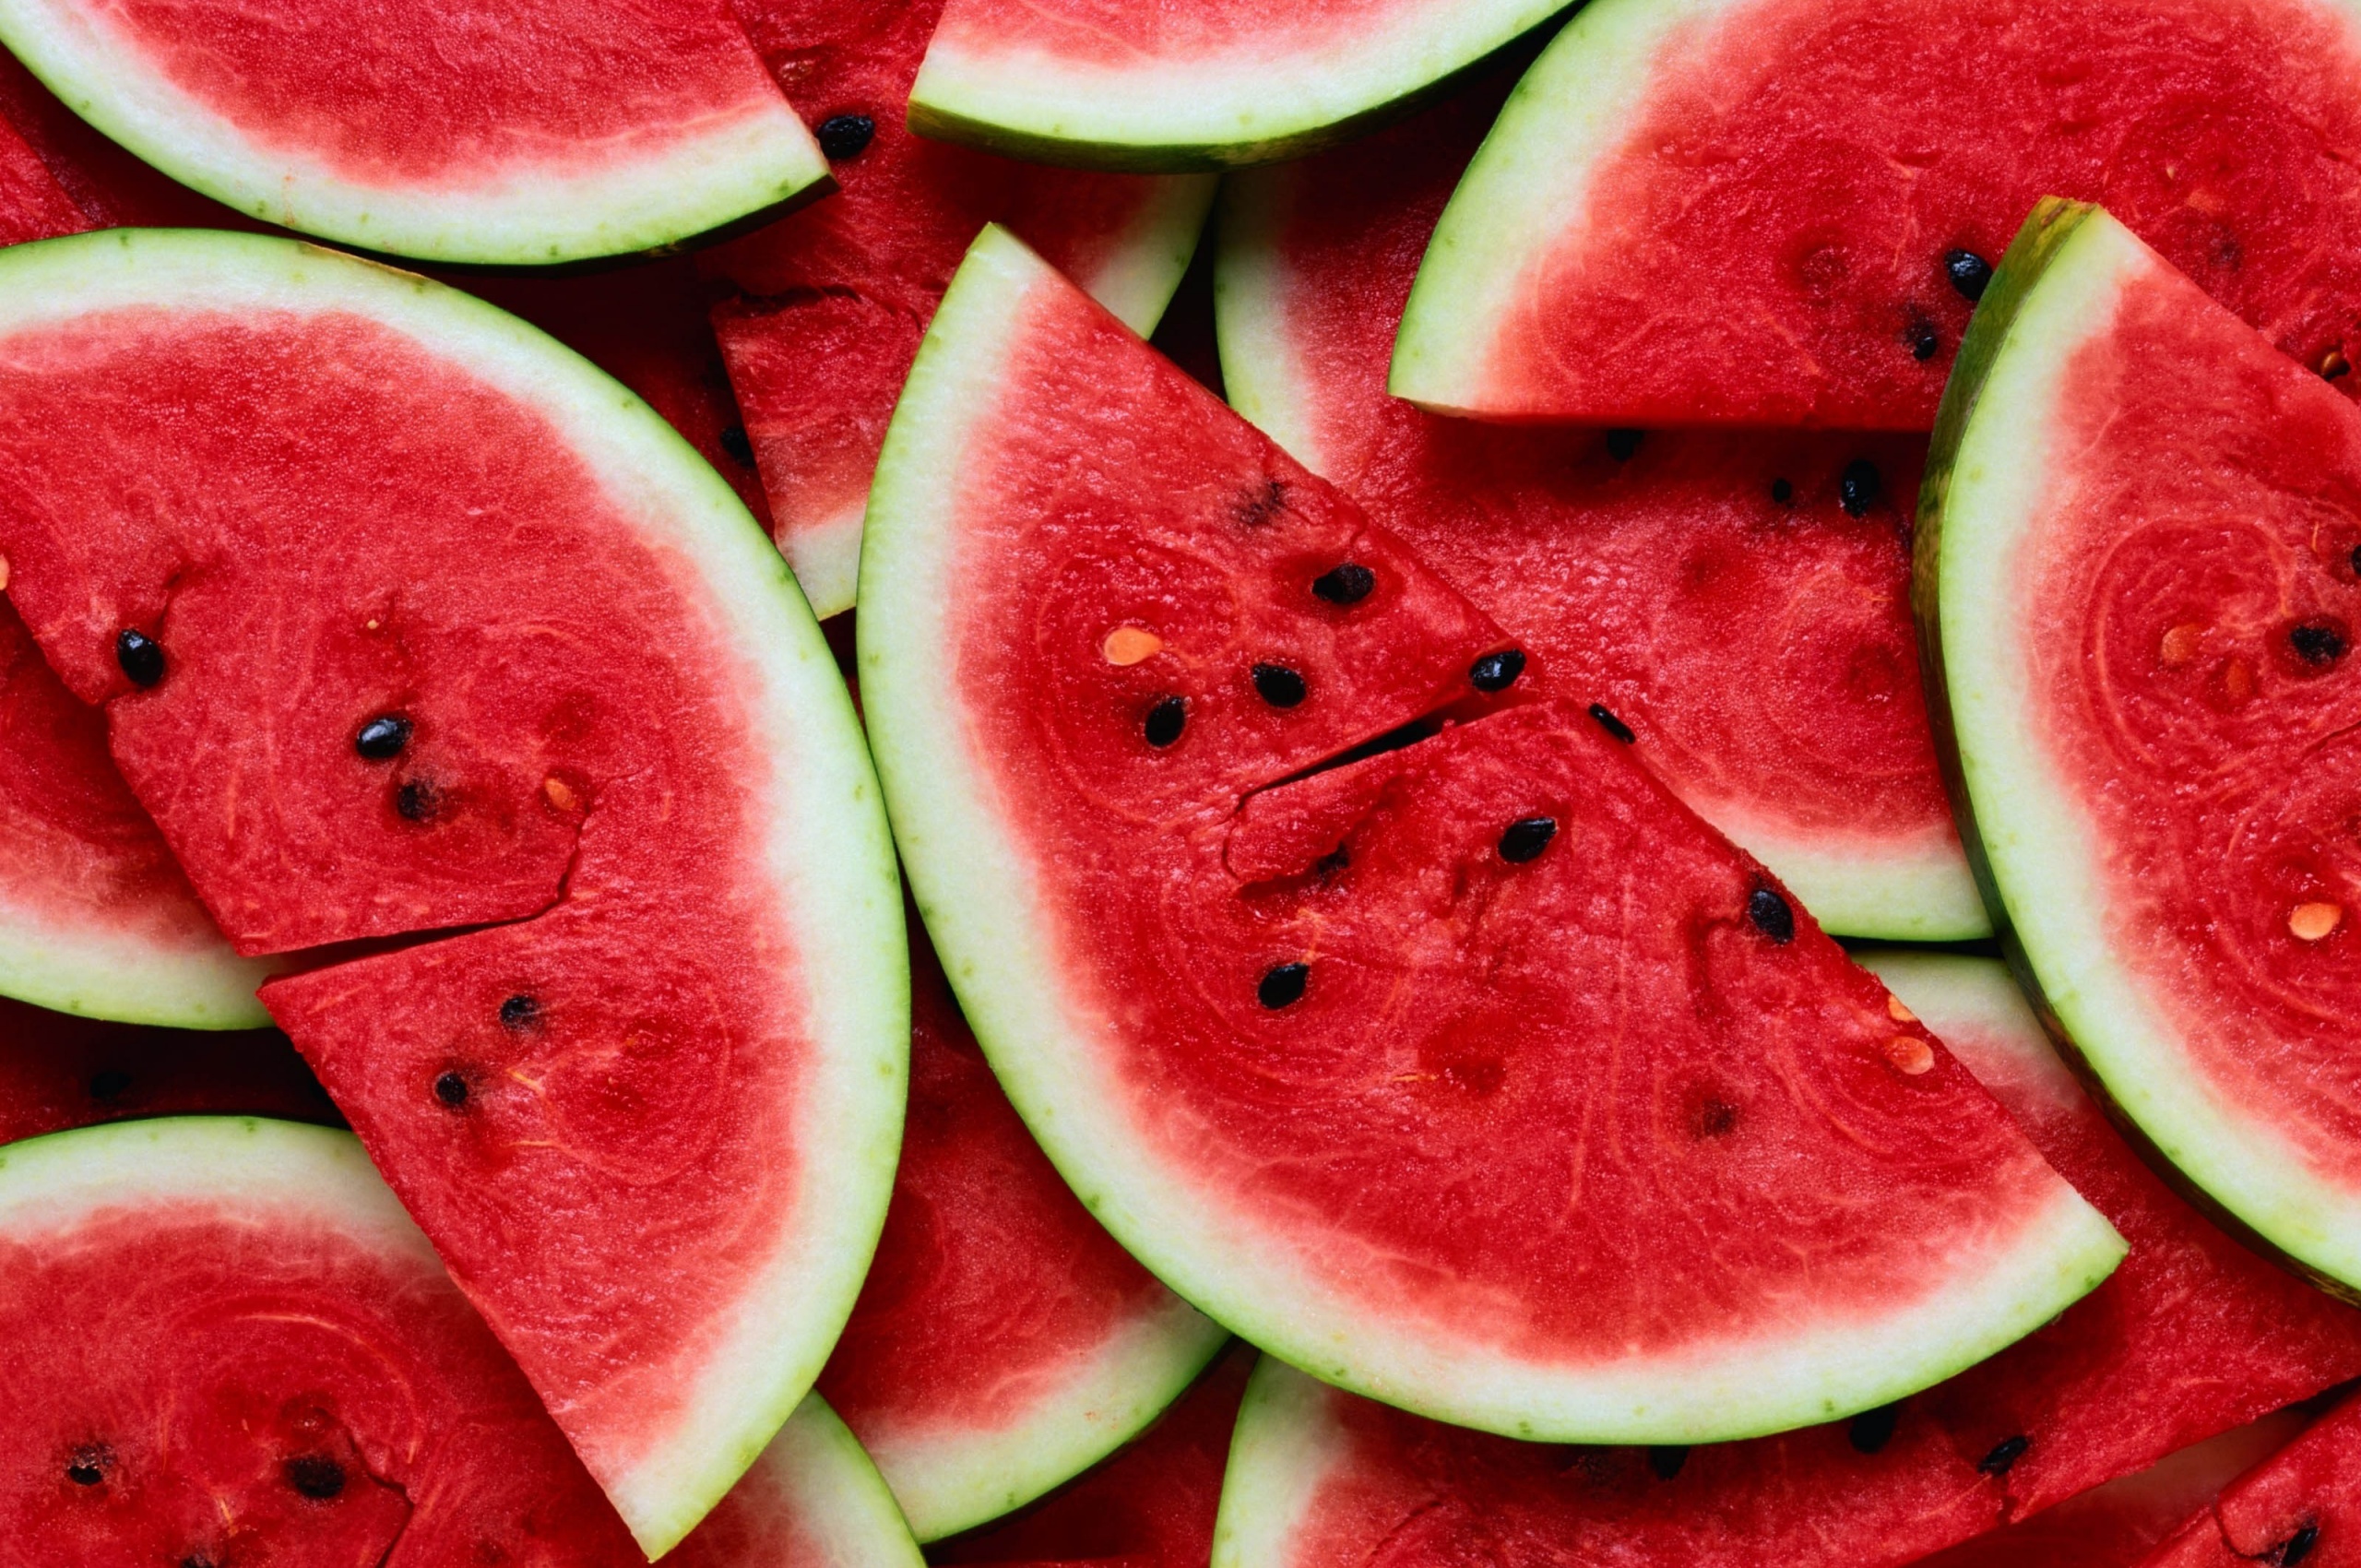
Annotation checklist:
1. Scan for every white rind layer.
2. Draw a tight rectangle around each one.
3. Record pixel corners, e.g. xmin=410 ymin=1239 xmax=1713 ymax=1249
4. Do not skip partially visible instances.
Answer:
xmin=862 ymin=223 xmax=2124 ymax=1448
xmin=1210 ymin=1359 xmax=1345 ymax=1568
xmin=0 ymin=228 xmax=908 ymax=1556
xmin=741 ymin=1396 xmax=931 ymax=1568
xmin=908 ymin=1 xmax=1573 ymax=172
xmin=0 ymin=895 xmax=270 ymax=1028
xmin=1928 ymin=205 xmax=2361 ymax=1296
xmin=1855 ymin=950 xmax=2087 ymax=1115
xmin=0 ymin=0 xmax=830 ymax=266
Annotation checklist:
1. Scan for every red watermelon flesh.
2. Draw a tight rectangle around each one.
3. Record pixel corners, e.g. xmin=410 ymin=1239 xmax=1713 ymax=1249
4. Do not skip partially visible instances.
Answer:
xmin=2133 ymin=1395 xmax=2361 ymax=1566
xmin=1219 ymin=78 xmax=1975 ymax=940
xmin=929 ymin=1343 xmax=1255 ymax=1568
xmin=0 ymin=104 xmax=86 ymax=244
xmin=1392 ymin=0 xmax=2361 ymax=428
xmin=702 ymin=0 xmax=1210 ymax=617
xmin=0 ymin=48 xmax=242 ymax=231
xmin=0 ymin=994 xmax=334 ymax=1143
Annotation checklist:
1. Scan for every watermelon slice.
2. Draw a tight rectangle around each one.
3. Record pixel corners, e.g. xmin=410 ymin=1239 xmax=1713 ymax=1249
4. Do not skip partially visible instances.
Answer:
xmin=1210 ymin=953 xmax=2361 ymax=1568
xmin=0 ymin=92 xmax=84 ymax=243
xmin=819 ymin=916 xmax=1228 ymax=1541
xmin=0 ymin=228 xmax=906 ymax=1553
xmin=1216 ymin=77 xmax=1978 ymax=941
xmin=2132 ymin=1395 xmax=2361 ymax=1567
xmin=0 ymin=1114 xmax=924 ymax=1566
xmin=701 ymin=0 xmax=1215 ymax=619
xmin=860 ymin=223 xmax=2123 ymax=1446
xmin=0 ymin=0 xmax=830 ymax=265
xmin=1920 ymin=199 xmax=2361 ymax=1298
xmin=1390 ymin=0 xmax=2361 ymax=427
xmin=0 ymin=995 xmax=333 ymax=1142
xmin=905 ymin=0 xmax=1573 ymax=171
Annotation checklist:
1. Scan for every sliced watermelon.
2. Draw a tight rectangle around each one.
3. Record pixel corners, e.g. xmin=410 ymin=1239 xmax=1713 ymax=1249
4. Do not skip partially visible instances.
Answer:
xmin=0 ymin=94 xmax=83 ymax=243
xmin=1391 ymin=0 xmax=2361 ymax=427
xmin=906 ymin=0 xmax=1573 ymax=170
xmin=701 ymin=0 xmax=1215 ymax=619
xmin=820 ymin=916 xmax=1228 ymax=1541
xmin=0 ymin=45 xmax=245 ymax=229
xmin=2132 ymin=1395 xmax=2361 ymax=1567
xmin=0 ymin=229 xmax=905 ymax=1553
xmin=1921 ymin=200 xmax=2361 ymax=1297
xmin=1216 ymin=77 xmax=1978 ymax=941
xmin=0 ymin=1115 xmax=923 ymax=1567
xmin=1211 ymin=953 xmax=2361 ymax=1568
xmin=861 ymin=224 xmax=2122 ymax=1446
xmin=0 ymin=0 xmax=830 ymax=265
xmin=0 ymin=995 xmax=332 ymax=1142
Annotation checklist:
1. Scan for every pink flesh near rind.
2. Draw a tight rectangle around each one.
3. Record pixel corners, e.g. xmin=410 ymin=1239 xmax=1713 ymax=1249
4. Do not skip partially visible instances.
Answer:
xmin=928 ymin=0 xmax=1449 ymax=63
xmin=1450 ymin=0 xmax=2361 ymax=426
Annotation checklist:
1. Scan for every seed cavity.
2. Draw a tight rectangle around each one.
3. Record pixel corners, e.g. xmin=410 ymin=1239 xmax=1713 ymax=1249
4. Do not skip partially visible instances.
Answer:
xmin=499 ymin=994 xmax=540 ymax=1029
xmin=1770 ymin=478 xmax=1794 ymax=505
xmin=1907 ymin=320 xmax=1940 ymax=362
xmin=284 ymin=1454 xmax=346 ymax=1501
xmin=1839 ymin=460 xmax=1881 ymax=517
xmin=1469 ymin=648 xmax=1527 ymax=693
xmin=1647 ymin=1446 xmax=1689 ymax=1479
xmin=1884 ymin=1036 xmax=1935 ymax=1075
xmin=2280 ymin=1523 xmax=2321 ymax=1566
xmin=2291 ymin=902 xmax=2343 ymax=942
xmin=1103 ymin=626 xmax=1164 ymax=666
xmin=1848 ymin=1404 xmax=1901 ymax=1455
xmin=2291 ymin=622 xmax=2348 ymax=666
xmin=1499 ymin=816 xmax=1558 ymax=863
xmin=433 ymin=1071 xmax=470 ymax=1109
xmin=1693 ymin=1098 xmax=1739 ymax=1138
xmin=816 ymin=113 xmax=876 ymax=160
xmin=1252 ymin=663 xmax=1308 ymax=708
xmin=1747 ymin=885 xmax=1796 ymax=944
xmin=1887 ymin=994 xmax=1916 ymax=1023
xmin=2159 ymin=623 xmax=2203 ymax=667
xmin=89 ymin=1068 xmax=132 ymax=1101
xmin=1258 ymin=962 xmax=1310 ymax=1009
xmin=2225 ymin=659 xmax=2256 ymax=701
xmin=1145 ymin=696 xmax=1187 ymax=748
xmin=1588 ymin=703 xmax=1635 ymax=743
xmin=1605 ymin=429 xmax=1643 ymax=461
xmin=115 ymin=629 xmax=163 ymax=687
xmin=1977 ymin=1435 xmax=2030 ymax=1477
xmin=395 ymin=779 xmax=439 ymax=822
xmin=718 ymin=424 xmax=754 ymax=466
xmin=1945 ymin=249 xmax=1994 ymax=302
xmin=1235 ymin=479 xmax=1287 ymax=528
xmin=1312 ymin=563 xmax=1375 ymax=605
xmin=354 ymin=715 xmax=411 ymax=761
xmin=65 ymin=1443 xmax=111 ymax=1486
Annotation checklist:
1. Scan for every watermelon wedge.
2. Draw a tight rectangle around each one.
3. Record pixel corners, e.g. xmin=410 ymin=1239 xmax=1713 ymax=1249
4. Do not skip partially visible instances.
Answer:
xmin=1920 ymin=200 xmax=2361 ymax=1299
xmin=0 ymin=0 xmax=830 ymax=265
xmin=0 ymin=1114 xmax=925 ymax=1567
xmin=0 ymin=995 xmax=333 ymax=1143
xmin=0 ymin=228 xmax=906 ymax=1554
xmin=819 ymin=916 xmax=1228 ymax=1540
xmin=2132 ymin=1395 xmax=2361 ymax=1567
xmin=1210 ymin=953 xmax=2361 ymax=1568
xmin=906 ymin=0 xmax=1574 ymax=171
xmin=702 ymin=0 xmax=1215 ymax=619
xmin=1390 ymin=0 xmax=2361 ymax=427
xmin=1216 ymin=77 xmax=1979 ymax=941
xmin=0 ymin=91 xmax=83 ymax=243
xmin=861 ymin=223 xmax=2123 ymax=1446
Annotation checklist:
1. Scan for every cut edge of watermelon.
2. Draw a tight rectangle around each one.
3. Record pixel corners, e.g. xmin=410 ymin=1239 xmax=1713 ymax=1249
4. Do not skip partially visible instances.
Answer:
xmin=1854 ymin=949 xmax=2082 ymax=1113
xmin=748 ymin=1394 xmax=931 ymax=1568
xmin=0 ymin=227 xmax=913 ymax=1553
xmin=0 ymin=899 xmax=271 ymax=1028
xmin=0 ymin=5 xmax=832 ymax=266
xmin=1916 ymin=198 xmax=2361 ymax=1300
xmin=1208 ymin=1357 xmax=1337 ymax=1568
xmin=1387 ymin=0 xmax=1726 ymax=418
xmin=881 ymin=1306 xmax=1230 ymax=1542
xmin=906 ymin=1 xmax=1576 ymax=173
xmin=862 ymin=222 xmax=2126 ymax=1448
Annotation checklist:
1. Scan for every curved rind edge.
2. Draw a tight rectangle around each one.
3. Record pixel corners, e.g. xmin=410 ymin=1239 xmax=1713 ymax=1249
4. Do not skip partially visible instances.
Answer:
xmin=748 ymin=1396 xmax=930 ymax=1568
xmin=0 ymin=901 xmax=272 ymax=1028
xmin=1211 ymin=1357 xmax=1341 ymax=1568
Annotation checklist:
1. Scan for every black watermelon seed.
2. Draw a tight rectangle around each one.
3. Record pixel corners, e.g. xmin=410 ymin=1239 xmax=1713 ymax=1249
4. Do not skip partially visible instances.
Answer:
xmin=183 ymin=1556 xmax=219 ymax=1568
xmin=115 ymin=629 xmax=163 ymax=687
xmin=284 ymin=1455 xmax=346 ymax=1501
xmin=1848 ymin=1404 xmax=1901 ymax=1455
xmin=1258 ymin=963 xmax=1309 ymax=1009
xmin=1312 ymin=845 xmax=1350 ymax=878
xmin=1145 ymin=696 xmax=1187 ymax=747
xmin=1252 ymin=663 xmax=1308 ymax=708
xmin=354 ymin=715 xmax=411 ymax=761
xmin=65 ymin=1444 xmax=110 ymax=1486
xmin=1770 ymin=478 xmax=1794 ymax=505
xmin=1647 ymin=1446 xmax=1689 ymax=1479
xmin=498 ymin=994 xmax=539 ymax=1029
xmin=1470 ymin=648 xmax=1527 ymax=692
xmin=816 ymin=113 xmax=875 ymax=160
xmin=718 ymin=423 xmax=755 ymax=466
xmin=1908 ymin=322 xmax=1940 ymax=362
xmin=395 ymin=779 xmax=438 ymax=822
xmin=1605 ymin=428 xmax=1644 ymax=461
xmin=1588 ymin=703 xmax=1635 ymax=743
xmin=1499 ymin=816 xmax=1558 ymax=863
xmin=2350 ymin=544 xmax=2361 ymax=576
xmin=1839 ymin=460 xmax=1882 ymax=517
xmin=1312 ymin=563 xmax=1376 ymax=605
xmin=1977 ymin=1435 xmax=2030 ymax=1476
xmin=433 ymin=1072 xmax=469 ymax=1110
xmin=2281 ymin=1523 xmax=2321 ymax=1566
xmin=1945 ymin=249 xmax=1994 ymax=302
xmin=88 ymin=1068 xmax=133 ymax=1102
xmin=2292 ymin=623 xmax=2348 ymax=665
xmin=1747 ymin=885 xmax=1796 ymax=944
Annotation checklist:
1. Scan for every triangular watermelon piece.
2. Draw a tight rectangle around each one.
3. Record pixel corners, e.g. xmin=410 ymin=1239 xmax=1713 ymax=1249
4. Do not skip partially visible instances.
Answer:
xmin=2132 ymin=1395 xmax=2361 ymax=1567
xmin=0 ymin=229 xmax=905 ymax=1554
xmin=1391 ymin=0 xmax=2361 ymax=427
xmin=1216 ymin=74 xmax=1977 ymax=941
xmin=860 ymin=224 xmax=2123 ymax=1447
xmin=1210 ymin=954 xmax=2361 ymax=1568
xmin=1921 ymin=201 xmax=2361 ymax=1300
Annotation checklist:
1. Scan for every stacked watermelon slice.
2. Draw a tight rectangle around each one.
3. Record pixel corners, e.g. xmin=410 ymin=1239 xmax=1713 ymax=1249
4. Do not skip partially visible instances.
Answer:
xmin=5 ymin=0 xmax=2361 ymax=1564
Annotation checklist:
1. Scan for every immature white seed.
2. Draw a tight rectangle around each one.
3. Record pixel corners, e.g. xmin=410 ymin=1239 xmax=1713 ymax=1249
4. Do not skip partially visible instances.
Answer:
xmin=543 ymin=776 xmax=579 ymax=813
xmin=1884 ymin=1036 xmax=1935 ymax=1075
xmin=2290 ymin=902 xmax=2343 ymax=942
xmin=1887 ymin=994 xmax=1917 ymax=1024
xmin=1103 ymin=626 xmax=1163 ymax=666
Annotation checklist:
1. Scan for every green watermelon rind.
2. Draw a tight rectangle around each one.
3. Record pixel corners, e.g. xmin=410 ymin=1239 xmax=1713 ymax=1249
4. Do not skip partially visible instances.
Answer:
xmin=862 ymin=221 xmax=2125 ymax=1450
xmin=0 ymin=2 xmax=833 ymax=267
xmin=738 ymin=1393 xmax=934 ymax=1568
xmin=905 ymin=2 xmax=1577 ymax=173
xmin=0 ymin=898 xmax=271 ymax=1029
xmin=1917 ymin=197 xmax=2361 ymax=1301
xmin=1208 ymin=1357 xmax=1342 ymax=1568
xmin=0 ymin=226 xmax=911 ymax=1554
xmin=1215 ymin=172 xmax=1990 ymax=943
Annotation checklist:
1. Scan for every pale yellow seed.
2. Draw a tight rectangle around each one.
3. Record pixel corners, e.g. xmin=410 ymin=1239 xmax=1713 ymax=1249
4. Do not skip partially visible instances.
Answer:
xmin=2225 ymin=659 xmax=2255 ymax=700
xmin=1102 ymin=626 xmax=1164 ymax=666
xmin=2158 ymin=623 xmax=2202 ymax=667
xmin=542 ymin=776 xmax=579 ymax=813
xmin=1884 ymin=1036 xmax=1936 ymax=1075
xmin=0 ymin=553 xmax=11 ymax=592
xmin=2290 ymin=902 xmax=2343 ymax=942
xmin=365 ymin=618 xmax=380 ymax=631
xmin=1886 ymin=994 xmax=1917 ymax=1024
